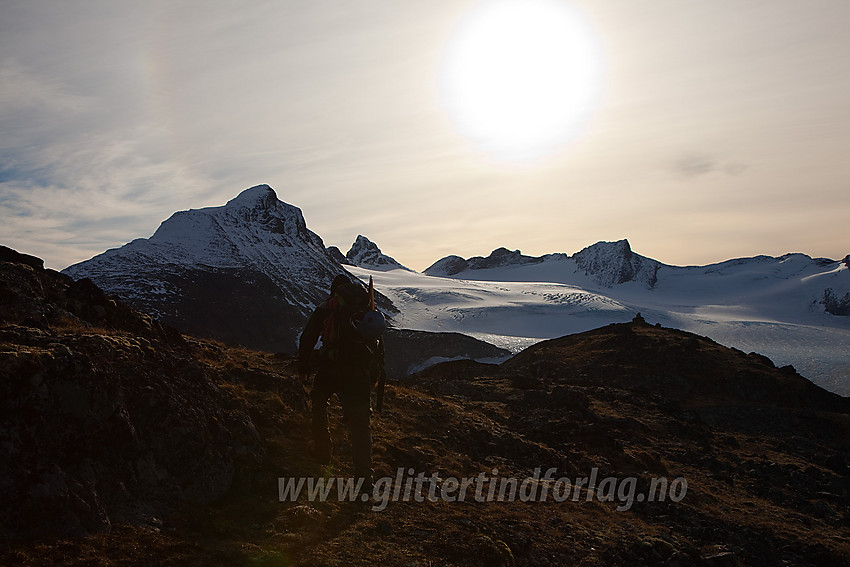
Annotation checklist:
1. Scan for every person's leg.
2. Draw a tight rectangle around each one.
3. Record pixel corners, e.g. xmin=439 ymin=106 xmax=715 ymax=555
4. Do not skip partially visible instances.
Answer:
xmin=347 ymin=404 xmax=372 ymax=482
xmin=339 ymin=375 xmax=373 ymax=484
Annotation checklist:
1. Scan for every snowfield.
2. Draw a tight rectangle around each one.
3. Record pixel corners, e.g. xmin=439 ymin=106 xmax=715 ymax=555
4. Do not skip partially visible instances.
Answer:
xmin=349 ymin=253 xmax=850 ymax=396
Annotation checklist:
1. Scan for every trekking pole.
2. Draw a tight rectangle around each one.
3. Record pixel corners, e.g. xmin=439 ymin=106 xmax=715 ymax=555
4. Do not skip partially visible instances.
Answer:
xmin=298 ymin=371 xmax=312 ymax=405
xmin=375 ymin=367 xmax=386 ymax=414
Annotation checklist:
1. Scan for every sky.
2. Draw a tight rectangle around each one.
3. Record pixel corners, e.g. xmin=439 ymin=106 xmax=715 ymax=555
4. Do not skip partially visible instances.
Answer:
xmin=1 ymin=0 xmax=848 ymax=272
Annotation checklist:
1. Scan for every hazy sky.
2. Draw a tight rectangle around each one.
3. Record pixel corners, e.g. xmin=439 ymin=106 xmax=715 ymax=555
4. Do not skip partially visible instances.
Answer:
xmin=2 ymin=0 xmax=848 ymax=271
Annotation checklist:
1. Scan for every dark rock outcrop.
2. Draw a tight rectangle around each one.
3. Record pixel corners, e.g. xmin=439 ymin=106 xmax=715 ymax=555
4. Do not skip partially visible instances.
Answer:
xmin=422 ymin=254 xmax=469 ymax=276
xmin=823 ymin=287 xmax=850 ymax=316
xmin=424 ymin=248 xmax=543 ymax=276
xmin=0 ymin=245 xmax=44 ymax=270
xmin=382 ymin=328 xmax=509 ymax=380
xmin=1 ymin=248 xmax=264 ymax=539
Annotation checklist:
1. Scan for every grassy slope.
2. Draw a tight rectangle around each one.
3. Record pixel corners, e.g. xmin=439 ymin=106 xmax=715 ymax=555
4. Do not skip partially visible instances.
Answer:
xmin=3 ymin=318 xmax=849 ymax=566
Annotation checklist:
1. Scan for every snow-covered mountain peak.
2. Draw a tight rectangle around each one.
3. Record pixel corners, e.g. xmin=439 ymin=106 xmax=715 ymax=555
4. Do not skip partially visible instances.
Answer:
xmin=326 ymin=246 xmax=353 ymax=265
xmin=345 ymin=235 xmax=409 ymax=271
xmin=225 ymin=184 xmax=278 ymax=210
xmin=149 ymin=183 xmax=316 ymax=252
xmin=572 ymin=239 xmax=662 ymax=287
xmin=579 ymin=238 xmax=630 ymax=256
xmin=63 ymin=185 xmax=350 ymax=345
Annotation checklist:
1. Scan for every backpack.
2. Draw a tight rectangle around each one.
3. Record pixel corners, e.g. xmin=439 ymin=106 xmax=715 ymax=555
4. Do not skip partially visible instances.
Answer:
xmin=320 ymin=282 xmax=380 ymax=366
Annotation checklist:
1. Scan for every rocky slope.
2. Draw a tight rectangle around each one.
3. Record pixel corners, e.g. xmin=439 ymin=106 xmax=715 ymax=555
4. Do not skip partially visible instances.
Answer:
xmin=0 ymin=246 xmax=267 ymax=538
xmin=3 ymin=248 xmax=849 ymax=566
xmin=382 ymin=328 xmax=509 ymax=379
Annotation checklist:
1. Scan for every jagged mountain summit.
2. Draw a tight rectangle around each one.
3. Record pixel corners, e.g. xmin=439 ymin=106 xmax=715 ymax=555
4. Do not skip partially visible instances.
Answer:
xmin=424 ymin=239 xmax=661 ymax=288
xmin=63 ymin=185 xmax=347 ymax=351
xmin=344 ymin=235 xmax=410 ymax=271
xmin=572 ymin=239 xmax=661 ymax=287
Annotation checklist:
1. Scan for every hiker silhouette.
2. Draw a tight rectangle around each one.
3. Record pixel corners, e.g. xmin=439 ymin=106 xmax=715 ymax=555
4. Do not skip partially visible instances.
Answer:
xmin=298 ymin=274 xmax=386 ymax=487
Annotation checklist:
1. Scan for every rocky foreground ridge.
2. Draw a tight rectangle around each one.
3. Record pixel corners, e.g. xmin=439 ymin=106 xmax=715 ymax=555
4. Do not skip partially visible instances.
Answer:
xmin=2 ymin=246 xmax=849 ymax=566
xmin=0 ymin=245 xmax=267 ymax=538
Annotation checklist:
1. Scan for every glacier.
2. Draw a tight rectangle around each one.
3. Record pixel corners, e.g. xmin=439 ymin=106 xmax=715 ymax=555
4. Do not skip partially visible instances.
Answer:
xmin=349 ymin=245 xmax=850 ymax=395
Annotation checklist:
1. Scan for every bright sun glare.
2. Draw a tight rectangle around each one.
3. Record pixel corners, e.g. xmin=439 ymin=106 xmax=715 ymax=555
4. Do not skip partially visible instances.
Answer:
xmin=441 ymin=0 xmax=604 ymax=162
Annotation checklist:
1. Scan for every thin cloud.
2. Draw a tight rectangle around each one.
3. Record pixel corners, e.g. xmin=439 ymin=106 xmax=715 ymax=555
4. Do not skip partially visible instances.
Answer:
xmin=670 ymin=153 xmax=749 ymax=179
xmin=0 ymin=58 xmax=92 ymax=115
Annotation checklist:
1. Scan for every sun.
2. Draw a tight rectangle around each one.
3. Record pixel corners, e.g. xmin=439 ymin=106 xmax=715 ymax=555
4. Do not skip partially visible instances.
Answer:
xmin=441 ymin=0 xmax=604 ymax=162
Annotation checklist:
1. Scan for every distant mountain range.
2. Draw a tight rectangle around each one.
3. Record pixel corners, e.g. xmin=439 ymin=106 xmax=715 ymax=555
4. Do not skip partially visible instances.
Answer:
xmin=351 ymin=241 xmax=850 ymax=393
xmin=61 ymin=185 xmax=504 ymax=373
xmin=424 ymin=239 xmax=662 ymax=288
xmin=62 ymin=184 xmax=850 ymax=392
xmin=424 ymin=239 xmax=849 ymax=302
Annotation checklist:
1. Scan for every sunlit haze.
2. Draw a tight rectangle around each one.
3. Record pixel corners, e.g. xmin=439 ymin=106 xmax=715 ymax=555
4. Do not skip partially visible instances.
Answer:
xmin=1 ymin=0 xmax=848 ymax=271
xmin=441 ymin=0 xmax=604 ymax=161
